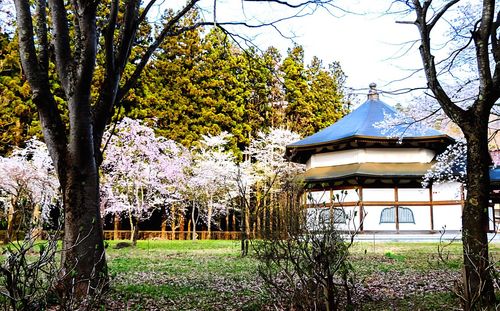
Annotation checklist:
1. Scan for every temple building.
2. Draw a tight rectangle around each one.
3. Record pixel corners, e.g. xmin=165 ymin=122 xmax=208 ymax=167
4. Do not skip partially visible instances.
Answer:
xmin=286 ymin=83 xmax=496 ymax=233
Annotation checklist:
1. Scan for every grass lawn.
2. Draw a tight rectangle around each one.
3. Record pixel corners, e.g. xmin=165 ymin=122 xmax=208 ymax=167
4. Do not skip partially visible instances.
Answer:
xmin=104 ymin=239 xmax=500 ymax=310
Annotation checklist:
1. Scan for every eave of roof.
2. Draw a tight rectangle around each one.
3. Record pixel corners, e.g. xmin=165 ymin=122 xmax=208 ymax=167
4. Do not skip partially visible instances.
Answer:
xmin=303 ymin=162 xmax=434 ymax=183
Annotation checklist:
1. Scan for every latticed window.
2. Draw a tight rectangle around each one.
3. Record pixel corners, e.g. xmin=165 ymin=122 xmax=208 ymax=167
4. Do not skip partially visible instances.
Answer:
xmin=319 ymin=208 xmax=347 ymax=224
xmin=379 ymin=206 xmax=415 ymax=224
xmin=333 ymin=208 xmax=347 ymax=224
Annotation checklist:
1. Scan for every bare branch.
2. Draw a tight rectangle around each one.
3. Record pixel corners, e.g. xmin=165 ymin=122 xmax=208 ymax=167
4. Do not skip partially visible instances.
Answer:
xmin=427 ymin=0 xmax=460 ymax=31
xmin=115 ymin=0 xmax=140 ymax=74
xmin=103 ymin=0 xmax=118 ymax=75
xmin=137 ymin=0 xmax=157 ymax=28
xmin=243 ymin=0 xmax=330 ymax=9
xmin=13 ymin=0 xmax=68 ymax=174
xmin=116 ymin=0 xmax=200 ymax=103
xmin=472 ymin=0 xmax=495 ymax=107
xmin=412 ymin=0 xmax=467 ymax=125
xmin=35 ymin=0 xmax=48 ymax=71
xmin=48 ymin=0 xmax=74 ymax=93
xmin=491 ymin=11 xmax=500 ymax=63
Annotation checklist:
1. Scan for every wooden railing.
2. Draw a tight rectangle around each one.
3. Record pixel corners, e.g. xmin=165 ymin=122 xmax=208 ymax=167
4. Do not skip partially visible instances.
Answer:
xmin=102 ymin=230 xmax=242 ymax=240
xmin=0 ymin=230 xmax=243 ymax=241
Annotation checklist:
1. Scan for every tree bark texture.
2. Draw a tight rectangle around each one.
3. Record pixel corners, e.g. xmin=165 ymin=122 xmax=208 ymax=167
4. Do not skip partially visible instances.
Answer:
xmin=408 ymin=0 xmax=500 ymax=307
xmin=461 ymin=121 xmax=495 ymax=307
xmin=13 ymin=0 xmax=108 ymax=300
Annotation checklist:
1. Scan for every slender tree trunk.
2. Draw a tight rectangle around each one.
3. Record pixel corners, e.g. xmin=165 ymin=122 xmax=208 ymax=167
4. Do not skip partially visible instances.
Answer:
xmin=245 ymin=207 xmax=250 ymax=240
xmin=6 ymin=202 xmax=15 ymax=243
xmin=256 ymin=213 xmax=261 ymax=239
xmin=225 ymin=207 xmax=229 ymax=238
xmin=161 ymin=206 xmax=167 ymax=239
xmin=30 ymin=203 xmax=43 ymax=240
xmin=192 ymin=203 xmax=197 ymax=241
xmin=179 ymin=213 xmax=185 ymax=240
xmin=113 ymin=213 xmax=120 ymax=240
xmin=127 ymin=207 xmax=138 ymax=246
xmin=207 ymin=196 xmax=213 ymax=240
xmin=461 ymin=124 xmax=495 ymax=308
xmin=269 ymin=195 xmax=273 ymax=234
xmin=262 ymin=195 xmax=267 ymax=236
xmin=232 ymin=213 xmax=236 ymax=232
xmin=131 ymin=220 xmax=139 ymax=246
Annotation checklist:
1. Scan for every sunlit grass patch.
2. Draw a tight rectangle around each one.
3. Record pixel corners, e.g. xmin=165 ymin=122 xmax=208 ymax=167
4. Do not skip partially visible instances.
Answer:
xmin=102 ymin=239 xmax=500 ymax=310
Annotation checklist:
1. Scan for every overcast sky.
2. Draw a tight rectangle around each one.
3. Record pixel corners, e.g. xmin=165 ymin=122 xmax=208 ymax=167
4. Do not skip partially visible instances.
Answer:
xmin=189 ymin=0 xmax=437 ymax=107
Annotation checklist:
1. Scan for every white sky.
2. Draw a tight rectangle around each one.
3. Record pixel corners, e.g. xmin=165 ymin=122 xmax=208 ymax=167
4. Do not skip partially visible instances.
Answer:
xmin=190 ymin=0 xmax=436 ymax=107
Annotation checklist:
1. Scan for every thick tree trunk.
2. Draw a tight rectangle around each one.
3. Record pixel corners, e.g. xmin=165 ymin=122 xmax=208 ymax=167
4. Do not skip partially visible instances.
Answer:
xmin=461 ymin=124 xmax=495 ymax=308
xmin=59 ymin=162 xmax=107 ymax=300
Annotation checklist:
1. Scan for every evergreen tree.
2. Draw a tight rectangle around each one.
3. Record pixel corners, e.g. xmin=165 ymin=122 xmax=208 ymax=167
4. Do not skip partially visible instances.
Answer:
xmin=281 ymin=46 xmax=347 ymax=136
xmin=281 ymin=45 xmax=311 ymax=134
xmin=0 ymin=32 xmax=40 ymax=155
xmin=306 ymin=57 xmax=347 ymax=132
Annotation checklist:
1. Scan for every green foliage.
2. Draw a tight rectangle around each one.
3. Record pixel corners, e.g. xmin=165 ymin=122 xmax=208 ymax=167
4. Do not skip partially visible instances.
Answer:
xmin=0 ymin=10 xmax=348 ymax=156
xmin=281 ymin=46 xmax=347 ymax=136
xmin=0 ymin=32 xmax=40 ymax=155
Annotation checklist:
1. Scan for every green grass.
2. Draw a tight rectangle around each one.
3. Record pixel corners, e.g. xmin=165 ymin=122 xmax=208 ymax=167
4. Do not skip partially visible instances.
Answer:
xmin=102 ymin=240 xmax=500 ymax=310
xmin=106 ymin=240 xmax=263 ymax=310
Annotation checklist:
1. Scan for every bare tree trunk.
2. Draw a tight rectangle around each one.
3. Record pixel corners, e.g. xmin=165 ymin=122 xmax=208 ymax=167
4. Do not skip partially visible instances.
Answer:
xmin=225 ymin=207 xmax=229 ymax=237
xmin=6 ymin=202 xmax=15 ymax=243
xmin=161 ymin=206 xmax=167 ymax=239
xmin=207 ymin=196 xmax=213 ymax=240
xmin=269 ymin=195 xmax=274 ymax=234
xmin=127 ymin=208 xmax=138 ymax=246
xmin=245 ymin=207 xmax=250 ymax=240
xmin=192 ymin=202 xmax=197 ymax=241
xmin=179 ymin=213 xmax=185 ymax=240
xmin=461 ymin=125 xmax=495 ymax=308
xmin=113 ymin=214 xmax=120 ymax=240
xmin=59 ymin=162 xmax=107 ymax=298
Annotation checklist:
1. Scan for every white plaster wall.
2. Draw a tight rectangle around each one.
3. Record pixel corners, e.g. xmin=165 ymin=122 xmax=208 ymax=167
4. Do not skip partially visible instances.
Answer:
xmin=398 ymin=188 xmax=430 ymax=202
xmin=307 ymin=191 xmax=330 ymax=205
xmin=307 ymin=148 xmax=435 ymax=169
xmin=399 ymin=206 xmax=431 ymax=230
xmin=432 ymin=182 xmax=462 ymax=201
xmin=432 ymin=205 xmax=462 ymax=231
xmin=332 ymin=189 xmax=360 ymax=203
xmin=362 ymin=188 xmax=395 ymax=201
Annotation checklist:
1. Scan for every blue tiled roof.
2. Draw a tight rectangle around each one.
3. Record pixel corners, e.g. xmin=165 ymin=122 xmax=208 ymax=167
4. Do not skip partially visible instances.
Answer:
xmin=288 ymin=99 xmax=447 ymax=147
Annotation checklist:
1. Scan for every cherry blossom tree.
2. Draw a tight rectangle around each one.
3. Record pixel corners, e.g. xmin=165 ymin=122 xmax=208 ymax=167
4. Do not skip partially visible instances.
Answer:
xmin=422 ymin=141 xmax=467 ymax=187
xmin=187 ymin=132 xmax=238 ymax=240
xmin=238 ymin=128 xmax=304 ymax=254
xmin=100 ymin=118 xmax=189 ymax=245
xmin=0 ymin=139 xmax=59 ymax=241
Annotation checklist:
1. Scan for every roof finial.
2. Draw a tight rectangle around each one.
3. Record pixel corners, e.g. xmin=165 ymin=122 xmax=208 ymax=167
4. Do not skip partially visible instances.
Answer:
xmin=368 ymin=82 xmax=379 ymax=100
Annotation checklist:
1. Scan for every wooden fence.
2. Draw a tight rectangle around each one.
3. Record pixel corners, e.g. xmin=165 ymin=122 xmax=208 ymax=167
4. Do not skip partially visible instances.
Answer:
xmin=0 ymin=230 xmax=243 ymax=241
xmin=103 ymin=230 xmax=242 ymax=241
